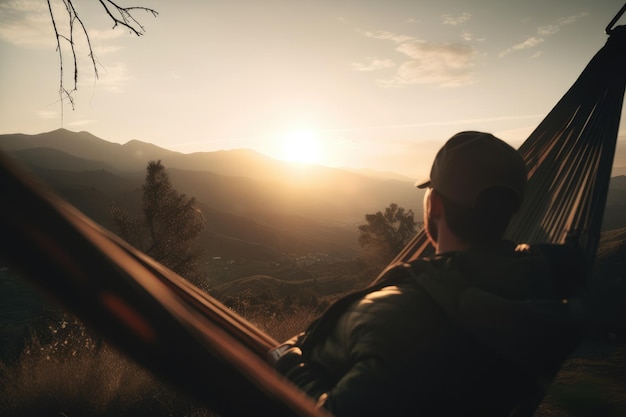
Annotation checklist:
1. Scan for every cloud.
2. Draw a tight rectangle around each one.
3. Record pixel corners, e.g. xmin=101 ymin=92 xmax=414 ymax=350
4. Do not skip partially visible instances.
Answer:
xmin=88 ymin=28 xmax=126 ymax=43
xmin=383 ymin=40 xmax=477 ymax=87
xmin=66 ymin=119 xmax=95 ymax=127
xmin=358 ymin=30 xmax=477 ymax=87
xmin=37 ymin=110 xmax=58 ymax=120
xmin=556 ymin=13 xmax=588 ymax=26
xmin=500 ymin=12 xmax=588 ymax=57
xmin=1 ymin=0 xmax=46 ymax=12
xmin=537 ymin=24 xmax=560 ymax=36
xmin=0 ymin=1 xmax=55 ymax=47
xmin=352 ymin=57 xmax=396 ymax=71
xmin=442 ymin=13 xmax=471 ymax=26
xmin=362 ymin=30 xmax=415 ymax=43
xmin=0 ymin=1 xmax=130 ymax=93
xmin=499 ymin=36 xmax=544 ymax=57
xmin=96 ymin=62 xmax=132 ymax=93
xmin=537 ymin=13 xmax=588 ymax=36
xmin=0 ymin=1 xmax=126 ymax=53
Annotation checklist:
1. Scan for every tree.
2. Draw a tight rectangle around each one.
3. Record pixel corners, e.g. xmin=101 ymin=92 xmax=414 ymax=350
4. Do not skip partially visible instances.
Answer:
xmin=110 ymin=160 xmax=206 ymax=282
xmin=358 ymin=203 xmax=421 ymax=272
xmin=46 ymin=0 xmax=158 ymax=110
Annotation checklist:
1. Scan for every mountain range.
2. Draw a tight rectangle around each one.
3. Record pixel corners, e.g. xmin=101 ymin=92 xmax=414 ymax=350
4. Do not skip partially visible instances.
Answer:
xmin=0 ymin=129 xmax=426 ymax=274
xmin=2 ymin=129 xmax=626 ymax=272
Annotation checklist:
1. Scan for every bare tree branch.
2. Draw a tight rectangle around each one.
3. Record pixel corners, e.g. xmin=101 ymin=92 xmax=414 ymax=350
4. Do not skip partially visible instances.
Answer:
xmin=98 ymin=0 xmax=159 ymax=36
xmin=47 ymin=0 xmax=158 ymax=112
xmin=47 ymin=0 xmax=71 ymax=113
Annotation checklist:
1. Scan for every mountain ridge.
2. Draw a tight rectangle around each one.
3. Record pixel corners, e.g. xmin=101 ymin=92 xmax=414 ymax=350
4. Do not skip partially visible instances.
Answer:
xmin=3 ymin=129 xmax=626 ymax=279
xmin=0 ymin=129 xmax=425 ymax=185
xmin=1 ymin=130 xmax=420 ymax=281
xmin=0 ymin=129 xmax=422 ymax=220
xmin=0 ymin=129 xmax=180 ymax=172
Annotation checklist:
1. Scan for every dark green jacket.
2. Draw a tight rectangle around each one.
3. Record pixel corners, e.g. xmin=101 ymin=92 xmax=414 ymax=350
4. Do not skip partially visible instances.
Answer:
xmin=277 ymin=243 xmax=584 ymax=417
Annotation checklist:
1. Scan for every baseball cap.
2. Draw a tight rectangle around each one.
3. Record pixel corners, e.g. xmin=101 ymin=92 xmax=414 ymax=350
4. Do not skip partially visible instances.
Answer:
xmin=416 ymin=131 xmax=527 ymax=208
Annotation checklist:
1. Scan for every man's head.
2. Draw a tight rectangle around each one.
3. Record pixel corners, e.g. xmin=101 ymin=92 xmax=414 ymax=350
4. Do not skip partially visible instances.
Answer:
xmin=416 ymin=131 xmax=527 ymax=247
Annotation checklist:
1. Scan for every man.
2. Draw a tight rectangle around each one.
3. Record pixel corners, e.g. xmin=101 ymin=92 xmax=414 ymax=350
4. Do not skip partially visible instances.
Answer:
xmin=273 ymin=131 xmax=583 ymax=417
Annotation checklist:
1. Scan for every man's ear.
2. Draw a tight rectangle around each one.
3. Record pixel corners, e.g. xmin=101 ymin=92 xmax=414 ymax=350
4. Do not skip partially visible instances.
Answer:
xmin=429 ymin=189 xmax=444 ymax=219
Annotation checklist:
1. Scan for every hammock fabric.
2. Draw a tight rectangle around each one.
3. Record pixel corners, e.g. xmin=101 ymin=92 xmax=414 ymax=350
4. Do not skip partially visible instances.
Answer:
xmin=1 ymin=19 xmax=625 ymax=417
xmin=0 ymin=152 xmax=328 ymax=417
xmin=391 ymin=25 xmax=626 ymax=282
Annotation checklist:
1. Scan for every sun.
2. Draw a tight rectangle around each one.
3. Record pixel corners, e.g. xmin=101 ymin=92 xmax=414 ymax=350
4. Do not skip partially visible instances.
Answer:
xmin=280 ymin=129 xmax=322 ymax=164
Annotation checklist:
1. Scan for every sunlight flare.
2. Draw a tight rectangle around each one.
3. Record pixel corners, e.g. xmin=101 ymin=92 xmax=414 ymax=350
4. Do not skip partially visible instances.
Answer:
xmin=280 ymin=129 xmax=322 ymax=164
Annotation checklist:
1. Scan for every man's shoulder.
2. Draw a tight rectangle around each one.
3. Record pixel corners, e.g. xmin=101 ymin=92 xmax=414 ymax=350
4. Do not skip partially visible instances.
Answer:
xmin=340 ymin=278 xmax=450 ymax=342
xmin=374 ymin=257 xmax=446 ymax=285
xmin=345 ymin=263 xmax=440 ymax=319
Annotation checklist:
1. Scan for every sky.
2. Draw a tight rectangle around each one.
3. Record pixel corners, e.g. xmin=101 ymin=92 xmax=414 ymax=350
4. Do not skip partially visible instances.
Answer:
xmin=1 ymin=0 xmax=625 ymax=178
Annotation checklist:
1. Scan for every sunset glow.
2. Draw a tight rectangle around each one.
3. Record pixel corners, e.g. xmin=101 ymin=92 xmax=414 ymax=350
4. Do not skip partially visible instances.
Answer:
xmin=279 ymin=129 xmax=322 ymax=164
xmin=0 ymin=1 xmax=624 ymax=177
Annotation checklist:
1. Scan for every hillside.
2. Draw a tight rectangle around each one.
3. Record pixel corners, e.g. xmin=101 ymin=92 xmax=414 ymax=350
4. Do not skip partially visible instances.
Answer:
xmin=0 ymin=129 xmax=419 ymax=193
xmin=0 ymin=130 xmax=177 ymax=172
xmin=603 ymin=176 xmax=626 ymax=230
xmin=3 ymin=129 xmax=626 ymax=287
xmin=0 ymin=129 xmax=422 ymax=220
xmin=590 ymin=227 xmax=626 ymax=338
xmin=0 ymin=130 xmax=428 ymax=284
xmin=9 ymin=148 xmax=118 ymax=173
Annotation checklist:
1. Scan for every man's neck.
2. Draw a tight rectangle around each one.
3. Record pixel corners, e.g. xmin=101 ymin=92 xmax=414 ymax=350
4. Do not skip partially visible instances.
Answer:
xmin=434 ymin=221 xmax=471 ymax=255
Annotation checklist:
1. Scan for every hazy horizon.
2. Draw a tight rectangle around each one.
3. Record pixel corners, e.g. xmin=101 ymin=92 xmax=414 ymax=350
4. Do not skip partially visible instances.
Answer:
xmin=8 ymin=127 xmax=626 ymax=181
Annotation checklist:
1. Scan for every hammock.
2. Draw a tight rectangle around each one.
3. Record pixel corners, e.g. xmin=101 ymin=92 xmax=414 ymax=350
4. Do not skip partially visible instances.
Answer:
xmin=1 ymin=12 xmax=625 ymax=417
xmin=391 ymin=23 xmax=626 ymax=282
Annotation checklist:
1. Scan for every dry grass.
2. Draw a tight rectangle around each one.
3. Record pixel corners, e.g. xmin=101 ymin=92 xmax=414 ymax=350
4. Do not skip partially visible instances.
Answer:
xmin=3 ymin=306 xmax=626 ymax=417
xmin=0 ymin=319 xmax=216 ymax=417
xmin=0 ymin=304 xmax=319 ymax=417
xmin=244 ymin=307 xmax=319 ymax=343
xmin=0 ymin=305 xmax=318 ymax=416
xmin=535 ymin=341 xmax=626 ymax=417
